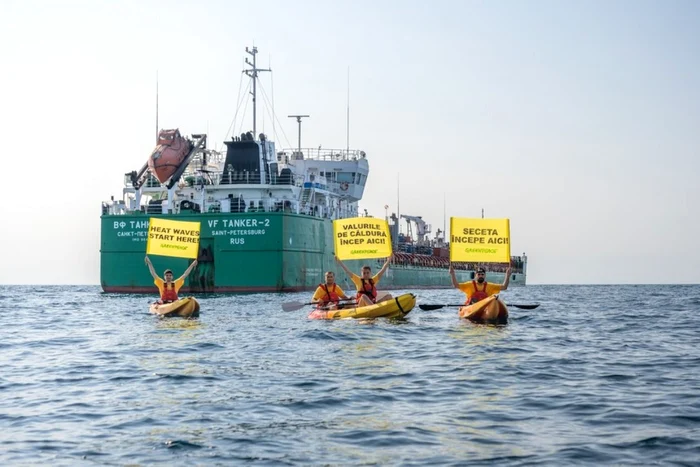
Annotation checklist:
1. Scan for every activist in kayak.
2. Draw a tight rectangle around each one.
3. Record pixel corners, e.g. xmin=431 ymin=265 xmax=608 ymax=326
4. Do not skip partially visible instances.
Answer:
xmin=144 ymin=255 xmax=198 ymax=303
xmin=449 ymin=264 xmax=511 ymax=304
xmin=311 ymin=271 xmax=352 ymax=309
xmin=335 ymin=254 xmax=394 ymax=307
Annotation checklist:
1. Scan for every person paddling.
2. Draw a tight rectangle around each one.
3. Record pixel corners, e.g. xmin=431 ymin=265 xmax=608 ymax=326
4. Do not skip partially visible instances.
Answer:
xmin=335 ymin=254 xmax=394 ymax=307
xmin=449 ymin=264 xmax=511 ymax=305
xmin=144 ymin=255 xmax=198 ymax=304
xmin=311 ymin=271 xmax=351 ymax=310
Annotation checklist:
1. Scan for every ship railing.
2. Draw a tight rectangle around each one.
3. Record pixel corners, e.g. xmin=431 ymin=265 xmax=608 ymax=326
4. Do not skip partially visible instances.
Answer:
xmin=193 ymin=197 xmax=358 ymax=220
xmin=200 ymin=197 xmax=300 ymax=214
xmin=124 ymin=167 xmax=326 ymax=189
xmin=205 ymin=197 xmax=358 ymax=220
xmin=387 ymin=262 xmax=526 ymax=274
xmin=165 ymin=170 xmax=306 ymax=188
xmin=101 ymin=200 xmax=129 ymax=216
xmin=297 ymin=203 xmax=359 ymax=220
xmin=99 ymin=197 xmax=296 ymax=215
xmin=278 ymin=148 xmax=366 ymax=162
xmin=384 ymin=254 xmax=525 ymax=274
xmin=123 ymin=173 xmax=162 ymax=189
xmin=102 ymin=196 xmax=360 ymax=220
xmin=334 ymin=208 xmax=360 ymax=220
xmin=179 ymin=171 xmax=261 ymax=186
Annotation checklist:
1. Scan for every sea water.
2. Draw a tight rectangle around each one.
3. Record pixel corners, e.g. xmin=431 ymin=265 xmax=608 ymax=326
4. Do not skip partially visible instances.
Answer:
xmin=1 ymin=285 xmax=699 ymax=465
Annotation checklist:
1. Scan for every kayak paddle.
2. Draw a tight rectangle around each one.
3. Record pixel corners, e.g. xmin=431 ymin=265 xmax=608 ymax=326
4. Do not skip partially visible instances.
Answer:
xmin=282 ymin=299 xmax=356 ymax=312
xmin=418 ymin=303 xmax=540 ymax=311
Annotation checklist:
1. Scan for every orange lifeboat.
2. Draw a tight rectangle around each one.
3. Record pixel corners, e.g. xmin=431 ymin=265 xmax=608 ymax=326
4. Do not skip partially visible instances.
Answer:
xmin=148 ymin=129 xmax=192 ymax=184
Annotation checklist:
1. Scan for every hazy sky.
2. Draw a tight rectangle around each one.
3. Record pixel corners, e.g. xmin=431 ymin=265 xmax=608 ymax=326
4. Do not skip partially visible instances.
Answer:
xmin=1 ymin=0 xmax=698 ymax=284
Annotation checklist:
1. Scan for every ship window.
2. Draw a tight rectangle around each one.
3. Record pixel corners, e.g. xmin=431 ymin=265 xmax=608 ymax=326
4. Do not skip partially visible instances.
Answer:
xmin=337 ymin=172 xmax=353 ymax=183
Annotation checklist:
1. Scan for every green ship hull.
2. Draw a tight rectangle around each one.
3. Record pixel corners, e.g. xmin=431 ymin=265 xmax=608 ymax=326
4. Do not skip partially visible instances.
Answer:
xmin=101 ymin=212 xmax=526 ymax=294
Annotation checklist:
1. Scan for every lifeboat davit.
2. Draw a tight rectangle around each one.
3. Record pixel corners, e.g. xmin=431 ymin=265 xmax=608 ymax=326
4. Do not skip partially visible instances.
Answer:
xmin=148 ymin=129 xmax=192 ymax=184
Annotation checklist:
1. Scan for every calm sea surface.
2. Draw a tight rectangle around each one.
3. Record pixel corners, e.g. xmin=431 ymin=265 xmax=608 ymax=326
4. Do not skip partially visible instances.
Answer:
xmin=1 ymin=285 xmax=699 ymax=466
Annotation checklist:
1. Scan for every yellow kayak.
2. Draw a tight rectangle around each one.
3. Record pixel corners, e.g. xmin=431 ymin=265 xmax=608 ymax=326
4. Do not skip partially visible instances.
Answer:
xmin=458 ymin=295 xmax=508 ymax=324
xmin=149 ymin=297 xmax=200 ymax=318
xmin=308 ymin=293 xmax=416 ymax=320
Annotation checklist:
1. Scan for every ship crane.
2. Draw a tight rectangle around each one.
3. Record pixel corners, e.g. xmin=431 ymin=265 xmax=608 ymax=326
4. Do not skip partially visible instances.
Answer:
xmin=400 ymin=214 xmax=431 ymax=244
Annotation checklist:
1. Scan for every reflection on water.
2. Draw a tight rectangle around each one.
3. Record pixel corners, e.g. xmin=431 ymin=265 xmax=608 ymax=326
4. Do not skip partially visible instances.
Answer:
xmin=154 ymin=317 xmax=203 ymax=329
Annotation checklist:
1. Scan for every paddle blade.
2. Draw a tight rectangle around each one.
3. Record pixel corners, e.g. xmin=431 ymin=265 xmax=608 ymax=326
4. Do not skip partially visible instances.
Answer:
xmin=281 ymin=301 xmax=307 ymax=312
xmin=282 ymin=298 xmax=356 ymax=312
xmin=418 ymin=304 xmax=449 ymax=311
xmin=507 ymin=303 xmax=540 ymax=310
xmin=419 ymin=303 xmax=539 ymax=311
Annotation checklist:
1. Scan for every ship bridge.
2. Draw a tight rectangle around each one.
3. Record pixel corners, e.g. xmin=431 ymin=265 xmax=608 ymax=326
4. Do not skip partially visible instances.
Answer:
xmin=275 ymin=147 xmax=369 ymax=203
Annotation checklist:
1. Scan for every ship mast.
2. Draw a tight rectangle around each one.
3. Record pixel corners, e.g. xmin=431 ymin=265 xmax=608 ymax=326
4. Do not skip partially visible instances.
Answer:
xmin=244 ymin=46 xmax=271 ymax=138
xmin=288 ymin=115 xmax=310 ymax=153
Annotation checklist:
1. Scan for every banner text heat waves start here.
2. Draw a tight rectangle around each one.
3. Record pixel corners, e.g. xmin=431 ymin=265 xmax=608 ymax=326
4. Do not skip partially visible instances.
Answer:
xmin=149 ymin=225 xmax=200 ymax=244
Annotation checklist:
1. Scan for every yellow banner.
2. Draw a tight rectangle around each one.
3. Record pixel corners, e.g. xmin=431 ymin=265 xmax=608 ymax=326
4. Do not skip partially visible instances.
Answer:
xmin=333 ymin=217 xmax=392 ymax=260
xmin=146 ymin=217 xmax=201 ymax=259
xmin=449 ymin=217 xmax=510 ymax=263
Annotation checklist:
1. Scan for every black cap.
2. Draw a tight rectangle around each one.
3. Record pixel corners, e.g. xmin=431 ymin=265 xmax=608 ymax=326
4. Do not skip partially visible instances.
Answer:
xmin=476 ymin=267 xmax=486 ymax=273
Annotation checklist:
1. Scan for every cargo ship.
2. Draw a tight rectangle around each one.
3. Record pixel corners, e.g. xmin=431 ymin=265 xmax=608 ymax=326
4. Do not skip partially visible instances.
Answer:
xmin=100 ymin=46 xmax=527 ymax=293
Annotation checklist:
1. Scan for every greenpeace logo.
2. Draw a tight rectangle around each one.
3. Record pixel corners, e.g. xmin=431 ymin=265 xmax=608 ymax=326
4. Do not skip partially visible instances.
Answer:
xmin=464 ymin=248 xmax=497 ymax=254
xmin=351 ymin=249 xmax=378 ymax=254
xmin=161 ymin=244 xmax=188 ymax=250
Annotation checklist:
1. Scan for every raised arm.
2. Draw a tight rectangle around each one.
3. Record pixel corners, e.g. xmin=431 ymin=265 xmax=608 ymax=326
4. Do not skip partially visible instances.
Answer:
xmin=335 ymin=254 xmax=353 ymax=277
xmin=178 ymin=259 xmax=198 ymax=281
xmin=500 ymin=265 xmax=512 ymax=291
xmin=449 ymin=262 xmax=459 ymax=289
xmin=144 ymin=256 xmax=159 ymax=281
xmin=375 ymin=253 xmax=394 ymax=281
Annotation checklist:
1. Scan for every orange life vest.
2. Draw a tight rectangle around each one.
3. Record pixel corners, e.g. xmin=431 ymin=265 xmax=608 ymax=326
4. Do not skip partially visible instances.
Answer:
xmin=356 ymin=278 xmax=377 ymax=303
xmin=161 ymin=282 xmax=179 ymax=303
xmin=318 ymin=283 xmax=340 ymax=306
xmin=467 ymin=280 xmax=489 ymax=305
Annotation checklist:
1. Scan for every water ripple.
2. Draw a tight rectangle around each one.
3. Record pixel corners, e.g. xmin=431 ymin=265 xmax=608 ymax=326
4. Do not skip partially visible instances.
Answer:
xmin=0 ymin=284 xmax=699 ymax=465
